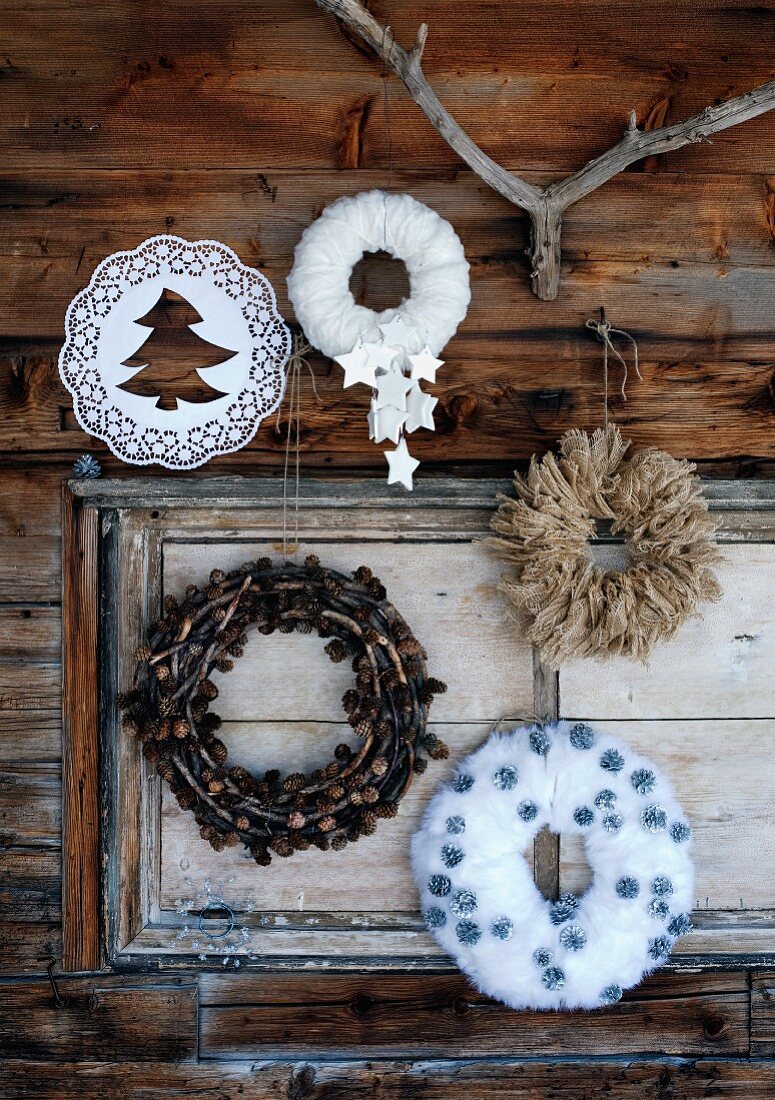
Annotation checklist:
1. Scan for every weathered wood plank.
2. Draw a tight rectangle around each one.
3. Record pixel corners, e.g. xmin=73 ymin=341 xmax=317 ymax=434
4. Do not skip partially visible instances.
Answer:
xmin=561 ymin=546 xmax=775 ymax=719
xmin=0 ymin=607 xmax=60 ymax=662
xmin=0 ymin=921 xmax=61 ymax=973
xmin=0 ymin=537 xmax=61 ymax=602
xmin=60 ymin=490 xmax=100 ymax=971
xmin=558 ymin=719 xmax=774 ymax=914
xmin=198 ymin=970 xmax=749 ymax=1058
xmin=0 ymin=714 xmax=61 ymax=764
xmin=0 ymin=848 xmax=60 ymax=921
xmin=2 ymin=1057 xmax=774 ymax=1100
xmin=0 ymin=974 xmax=198 ymax=1061
xmin=2 ymin=35 xmax=774 ymax=175
xmin=752 ymin=971 xmax=775 ymax=1056
xmin=0 ymin=763 xmax=60 ymax=847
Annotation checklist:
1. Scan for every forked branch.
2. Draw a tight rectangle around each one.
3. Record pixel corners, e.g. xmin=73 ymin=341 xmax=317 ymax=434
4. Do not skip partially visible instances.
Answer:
xmin=315 ymin=0 xmax=775 ymax=300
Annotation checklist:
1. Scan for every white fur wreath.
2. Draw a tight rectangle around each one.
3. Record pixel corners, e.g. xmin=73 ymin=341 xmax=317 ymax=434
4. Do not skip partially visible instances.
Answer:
xmin=286 ymin=190 xmax=470 ymax=357
xmin=412 ymin=721 xmax=694 ymax=1011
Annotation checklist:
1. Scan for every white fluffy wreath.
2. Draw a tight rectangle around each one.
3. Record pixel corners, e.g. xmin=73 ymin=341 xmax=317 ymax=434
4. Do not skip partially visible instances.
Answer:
xmin=412 ymin=720 xmax=694 ymax=1011
xmin=286 ymin=190 xmax=470 ymax=357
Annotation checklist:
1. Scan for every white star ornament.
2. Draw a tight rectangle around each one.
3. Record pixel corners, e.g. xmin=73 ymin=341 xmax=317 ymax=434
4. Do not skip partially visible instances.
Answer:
xmin=378 ymin=315 xmax=417 ymax=349
xmin=404 ymin=383 xmax=438 ymax=433
xmin=385 ymin=438 xmax=420 ymax=491
xmin=408 ymin=347 xmax=444 ymax=385
xmin=362 ymin=342 xmax=400 ymax=373
xmin=374 ymin=366 xmax=414 ymax=411
xmin=334 ymin=343 xmax=377 ymax=389
xmin=368 ymin=400 xmax=407 ymax=444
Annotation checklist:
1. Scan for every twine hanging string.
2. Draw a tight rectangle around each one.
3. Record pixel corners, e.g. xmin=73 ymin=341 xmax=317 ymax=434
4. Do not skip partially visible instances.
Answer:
xmin=275 ymin=333 xmax=320 ymax=559
xmin=585 ymin=308 xmax=642 ymax=457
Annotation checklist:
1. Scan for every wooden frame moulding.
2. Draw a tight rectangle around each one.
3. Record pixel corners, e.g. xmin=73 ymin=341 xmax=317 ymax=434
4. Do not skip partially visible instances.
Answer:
xmin=61 ymin=477 xmax=775 ymax=972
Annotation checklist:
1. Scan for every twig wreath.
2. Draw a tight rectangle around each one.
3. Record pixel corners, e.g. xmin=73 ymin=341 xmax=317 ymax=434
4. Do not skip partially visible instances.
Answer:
xmin=119 ymin=556 xmax=448 ymax=865
xmin=488 ymin=426 xmax=722 ymax=667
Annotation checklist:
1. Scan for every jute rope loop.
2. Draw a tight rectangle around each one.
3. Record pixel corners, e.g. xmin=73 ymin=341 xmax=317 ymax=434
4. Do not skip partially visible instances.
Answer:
xmin=119 ymin=557 xmax=448 ymax=864
xmin=487 ymin=426 xmax=722 ymax=667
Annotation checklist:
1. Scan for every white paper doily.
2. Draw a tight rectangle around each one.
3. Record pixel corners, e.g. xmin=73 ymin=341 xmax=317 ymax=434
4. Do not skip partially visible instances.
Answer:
xmin=59 ymin=235 xmax=291 ymax=469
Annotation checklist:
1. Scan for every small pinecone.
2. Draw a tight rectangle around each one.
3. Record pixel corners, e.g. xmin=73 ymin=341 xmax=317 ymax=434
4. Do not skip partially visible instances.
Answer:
xmin=223 ymin=831 xmax=240 ymax=847
xmin=143 ymin=743 xmax=159 ymax=763
xmin=159 ymin=697 xmax=177 ymax=717
xmin=397 ymin=637 xmax=422 ymax=656
xmin=361 ymin=786 xmax=379 ymax=804
xmin=209 ymin=833 xmax=226 ymax=852
xmin=287 ymin=811 xmax=306 ymax=830
xmin=325 ymin=639 xmax=348 ymax=663
xmin=334 ymin=743 xmax=352 ymax=762
xmin=270 ymin=837 xmax=294 ymax=858
xmin=200 ymin=713 xmax=222 ymax=735
xmin=207 ymin=779 xmax=225 ymax=794
xmin=318 ymin=815 xmax=337 ymax=832
xmin=427 ymin=739 xmax=450 ymax=760
xmin=311 ymin=768 xmax=325 ymax=784
xmin=331 ymin=835 xmax=348 ymax=851
xmin=208 ymin=739 xmax=228 ymax=765
xmin=427 ymin=677 xmax=447 ymax=695
xmin=215 ymin=656 xmax=234 ymax=673
xmin=345 ymin=774 xmax=363 ymax=792
xmin=139 ymin=721 xmax=158 ymax=743
xmin=279 ymin=618 xmax=295 ymax=634
xmin=256 ymin=557 xmax=273 ymax=570
xmin=356 ymin=668 xmax=372 ymax=687
xmin=176 ymin=786 xmax=196 ymax=810
xmin=381 ymin=668 xmax=400 ymax=690
xmin=414 ymin=757 xmax=428 ymax=774
xmin=156 ymin=760 xmax=175 ymax=782
xmin=324 ymin=761 xmax=340 ymax=779
xmin=354 ymin=605 xmax=371 ymax=623
xmin=375 ymin=719 xmax=392 ymax=738
xmin=316 ymin=619 xmax=333 ymax=638
xmin=305 ymin=553 xmax=321 ymax=568
xmin=361 ymin=811 xmax=377 ymax=835
xmin=328 ymin=783 xmax=345 ymax=801
xmin=265 ymin=769 xmax=281 ymax=787
xmin=134 ymin=644 xmax=151 ymax=663
xmin=121 ymin=714 xmax=139 ymax=736
xmin=235 ymin=815 xmax=250 ymax=831
xmin=375 ymin=801 xmax=398 ymax=819
xmin=354 ymin=720 xmax=372 ymax=738
xmin=342 ymin=689 xmax=360 ymax=715
xmin=227 ymin=643 xmax=244 ymax=658
xmin=199 ymin=824 xmax=218 ymax=843
xmin=290 ymin=834 xmax=310 ymax=851
xmin=213 ymin=607 xmax=227 ymax=623
xmin=367 ymin=578 xmax=386 ymax=601
xmin=323 ymin=575 xmax=343 ymax=597
xmin=362 ymin=628 xmax=381 ymax=648
xmin=283 ymin=772 xmax=306 ymax=793
xmin=201 ymin=768 xmax=214 ymax=784
xmin=313 ymin=835 xmax=331 ymax=852
xmin=206 ymin=583 xmax=223 ymax=601
xmin=172 ymin=718 xmax=190 ymax=739
xmin=158 ymin=719 xmax=173 ymax=740
xmin=199 ymin=679 xmax=219 ymax=701
xmin=255 ymin=780 xmax=271 ymax=801
xmin=185 ymin=584 xmax=198 ymax=597
xmin=163 ymin=595 xmax=179 ymax=615
xmin=209 ymin=569 xmax=226 ymax=586
xmin=295 ymin=618 xmax=314 ymax=634
xmin=350 ymin=790 xmax=364 ymax=806
xmin=371 ymin=756 xmax=389 ymax=777
xmin=353 ymin=565 xmax=373 ymax=584
xmin=316 ymin=798 xmax=336 ymax=815
xmin=252 ymin=846 xmax=272 ymax=867
xmin=346 ymin=825 xmax=362 ymax=842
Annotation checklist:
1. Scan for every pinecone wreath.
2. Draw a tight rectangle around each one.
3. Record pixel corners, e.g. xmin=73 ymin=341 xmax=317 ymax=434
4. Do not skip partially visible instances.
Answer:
xmin=119 ymin=556 xmax=448 ymax=866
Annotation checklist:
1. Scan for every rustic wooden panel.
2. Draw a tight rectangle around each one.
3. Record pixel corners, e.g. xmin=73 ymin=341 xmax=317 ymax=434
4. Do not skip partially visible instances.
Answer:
xmin=0 ymin=607 xmax=60 ymax=662
xmin=558 ymin=720 xmax=774 ymax=914
xmin=0 ymin=974 xmax=198 ymax=1061
xmin=0 ymin=763 xmax=60 ymax=847
xmin=751 ymin=971 xmax=775 ymax=1056
xmin=60 ymin=491 xmax=100 ymax=970
xmin=159 ymin=721 xmax=491 ymax=911
xmin=561 ymin=545 xmax=775 ymax=719
xmin=198 ymin=970 xmax=748 ymax=1059
xmin=0 ymin=921 xmax=61 ymax=973
xmin=1 ymin=1057 xmax=773 ymax=1100
xmin=0 ymin=536 xmax=61 ymax=602
xmin=0 ymin=848 xmax=60 ymax=921
xmin=0 ymin=714 xmax=61 ymax=764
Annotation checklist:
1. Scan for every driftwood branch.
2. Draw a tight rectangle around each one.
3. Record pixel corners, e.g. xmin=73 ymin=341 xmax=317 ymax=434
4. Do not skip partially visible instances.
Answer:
xmin=315 ymin=0 xmax=775 ymax=300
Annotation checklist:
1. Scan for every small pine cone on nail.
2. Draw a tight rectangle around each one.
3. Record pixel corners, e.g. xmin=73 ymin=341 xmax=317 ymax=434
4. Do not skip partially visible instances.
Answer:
xmin=375 ymin=719 xmax=392 ymax=738
xmin=206 ymin=584 xmax=224 ymax=600
xmin=362 ymin=628 xmax=381 ymax=647
xmin=201 ymin=768 xmax=214 ymax=783
xmin=209 ymin=569 xmax=226 ymax=585
xmin=208 ymin=833 xmax=225 ymax=852
xmin=360 ymin=811 xmax=377 ymax=834
xmin=199 ymin=824 xmax=217 ymax=842
xmin=342 ymin=689 xmax=359 ymax=715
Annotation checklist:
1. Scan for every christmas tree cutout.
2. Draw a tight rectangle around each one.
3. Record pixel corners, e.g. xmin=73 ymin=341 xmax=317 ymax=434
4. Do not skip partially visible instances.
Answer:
xmin=117 ymin=287 xmax=238 ymax=411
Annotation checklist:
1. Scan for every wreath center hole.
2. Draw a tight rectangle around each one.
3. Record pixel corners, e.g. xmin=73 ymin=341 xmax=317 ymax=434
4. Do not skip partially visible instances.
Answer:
xmin=590 ymin=519 xmax=632 ymax=573
xmin=349 ymin=250 xmax=411 ymax=313
xmin=534 ymin=829 xmax=594 ymax=900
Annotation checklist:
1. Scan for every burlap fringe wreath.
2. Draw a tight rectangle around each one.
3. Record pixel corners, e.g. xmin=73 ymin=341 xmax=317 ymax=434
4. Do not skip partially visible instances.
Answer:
xmin=487 ymin=426 xmax=722 ymax=667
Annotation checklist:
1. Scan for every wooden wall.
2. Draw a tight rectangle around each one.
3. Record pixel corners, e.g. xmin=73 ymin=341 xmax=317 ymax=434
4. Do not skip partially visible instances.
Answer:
xmin=1 ymin=0 xmax=774 ymax=1095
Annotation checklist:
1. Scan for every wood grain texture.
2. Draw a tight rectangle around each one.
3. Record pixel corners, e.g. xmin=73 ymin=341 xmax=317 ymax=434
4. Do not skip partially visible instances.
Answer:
xmin=0 ymin=974 xmax=198 ymax=1061
xmin=752 ymin=971 xmax=775 ymax=1056
xmin=60 ymin=489 xmax=100 ymax=971
xmin=198 ymin=970 xmax=749 ymax=1058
